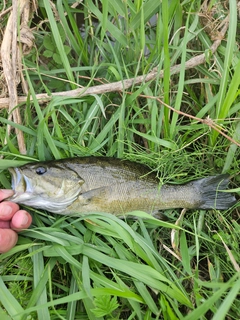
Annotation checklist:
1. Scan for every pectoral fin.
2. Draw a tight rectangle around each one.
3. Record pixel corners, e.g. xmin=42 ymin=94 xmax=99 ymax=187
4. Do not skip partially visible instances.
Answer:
xmin=80 ymin=186 xmax=109 ymax=206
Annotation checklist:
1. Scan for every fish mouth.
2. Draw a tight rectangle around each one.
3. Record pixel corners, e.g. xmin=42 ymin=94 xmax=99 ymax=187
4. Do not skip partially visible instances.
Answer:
xmin=8 ymin=168 xmax=33 ymax=201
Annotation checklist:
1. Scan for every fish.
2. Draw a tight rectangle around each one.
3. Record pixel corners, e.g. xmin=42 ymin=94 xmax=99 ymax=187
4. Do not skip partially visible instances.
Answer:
xmin=7 ymin=157 xmax=237 ymax=216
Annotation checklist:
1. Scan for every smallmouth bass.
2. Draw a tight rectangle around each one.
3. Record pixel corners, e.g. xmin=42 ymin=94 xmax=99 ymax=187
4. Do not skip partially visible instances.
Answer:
xmin=7 ymin=157 xmax=236 ymax=216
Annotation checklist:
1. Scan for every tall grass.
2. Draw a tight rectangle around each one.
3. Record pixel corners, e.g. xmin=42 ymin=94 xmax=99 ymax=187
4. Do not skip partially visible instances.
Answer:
xmin=0 ymin=0 xmax=239 ymax=319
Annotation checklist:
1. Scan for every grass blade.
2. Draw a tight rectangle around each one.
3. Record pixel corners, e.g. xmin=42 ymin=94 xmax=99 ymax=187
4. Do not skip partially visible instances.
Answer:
xmin=0 ymin=277 xmax=24 ymax=320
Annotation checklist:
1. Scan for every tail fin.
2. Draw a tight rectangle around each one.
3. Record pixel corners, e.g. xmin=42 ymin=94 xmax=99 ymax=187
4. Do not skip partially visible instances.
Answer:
xmin=193 ymin=174 xmax=236 ymax=210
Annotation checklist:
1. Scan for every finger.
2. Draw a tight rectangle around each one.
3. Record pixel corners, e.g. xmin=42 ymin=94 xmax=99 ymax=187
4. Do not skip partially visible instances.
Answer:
xmin=0 ymin=229 xmax=18 ymax=253
xmin=0 ymin=220 xmax=10 ymax=228
xmin=0 ymin=190 xmax=14 ymax=202
xmin=10 ymin=210 xmax=32 ymax=231
xmin=0 ymin=202 xmax=20 ymax=221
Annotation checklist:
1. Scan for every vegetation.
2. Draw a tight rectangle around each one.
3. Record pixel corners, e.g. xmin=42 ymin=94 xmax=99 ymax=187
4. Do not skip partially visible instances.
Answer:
xmin=0 ymin=0 xmax=239 ymax=319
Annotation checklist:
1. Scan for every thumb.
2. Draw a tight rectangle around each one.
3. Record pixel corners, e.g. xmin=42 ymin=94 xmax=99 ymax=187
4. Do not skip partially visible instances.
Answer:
xmin=0 ymin=190 xmax=14 ymax=202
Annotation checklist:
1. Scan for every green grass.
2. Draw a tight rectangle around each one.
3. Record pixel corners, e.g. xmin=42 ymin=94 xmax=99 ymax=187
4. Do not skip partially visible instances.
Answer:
xmin=0 ymin=0 xmax=240 ymax=319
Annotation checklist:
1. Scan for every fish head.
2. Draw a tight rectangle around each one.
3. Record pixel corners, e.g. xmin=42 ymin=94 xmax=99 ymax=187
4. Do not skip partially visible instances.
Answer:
xmin=8 ymin=162 xmax=84 ymax=213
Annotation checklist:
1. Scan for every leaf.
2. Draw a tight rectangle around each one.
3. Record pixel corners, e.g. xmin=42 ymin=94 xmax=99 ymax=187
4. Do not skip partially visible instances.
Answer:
xmin=129 ymin=128 xmax=176 ymax=150
xmin=43 ymin=35 xmax=55 ymax=50
xmin=43 ymin=50 xmax=53 ymax=58
xmin=57 ymin=22 xmax=67 ymax=42
xmin=91 ymin=295 xmax=119 ymax=317
xmin=64 ymin=45 xmax=71 ymax=55
xmin=53 ymin=53 xmax=62 ymax=64
xmin=0 ymin=277 xmax=24 ymax=320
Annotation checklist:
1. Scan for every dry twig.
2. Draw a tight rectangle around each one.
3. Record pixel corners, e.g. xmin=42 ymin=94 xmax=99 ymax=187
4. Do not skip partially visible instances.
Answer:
xmin=1 ymin=1 xmax=26 ymax=153
xmin=1 ymin=0 xmax=35 ymax=154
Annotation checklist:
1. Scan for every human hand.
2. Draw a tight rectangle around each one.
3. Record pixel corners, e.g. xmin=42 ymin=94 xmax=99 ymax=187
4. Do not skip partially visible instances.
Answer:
xmin=0 ymin=190 xmax=32 ymax=253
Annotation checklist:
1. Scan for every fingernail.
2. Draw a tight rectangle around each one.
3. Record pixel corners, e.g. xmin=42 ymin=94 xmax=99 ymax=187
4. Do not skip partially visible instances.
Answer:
xmin=0 ymin=189 xmax=14 ymax=200
xmin=0 ymin=204 xmax=13 ymax=217
xmin=21 ymin=212 xmax=29 ymax=226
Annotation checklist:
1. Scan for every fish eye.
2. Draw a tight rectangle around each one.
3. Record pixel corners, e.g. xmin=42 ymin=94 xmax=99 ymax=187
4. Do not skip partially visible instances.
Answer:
xmin=36 ymin=167 xmax=47 ymax=175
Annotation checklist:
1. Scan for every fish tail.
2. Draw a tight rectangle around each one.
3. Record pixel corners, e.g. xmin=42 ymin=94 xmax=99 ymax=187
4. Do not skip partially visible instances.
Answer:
xmin=193 ymin=174 xmax=236 ymax=210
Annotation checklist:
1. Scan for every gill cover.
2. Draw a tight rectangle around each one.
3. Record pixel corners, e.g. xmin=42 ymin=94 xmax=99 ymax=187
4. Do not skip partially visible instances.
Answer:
xmin=8 ymin=162 xmax=84 ymax=213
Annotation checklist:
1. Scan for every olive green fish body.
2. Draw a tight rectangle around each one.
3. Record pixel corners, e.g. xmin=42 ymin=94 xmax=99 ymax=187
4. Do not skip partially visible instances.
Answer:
xmin=7 ymin=157 xmax=236 ymax=216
